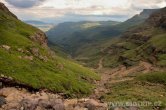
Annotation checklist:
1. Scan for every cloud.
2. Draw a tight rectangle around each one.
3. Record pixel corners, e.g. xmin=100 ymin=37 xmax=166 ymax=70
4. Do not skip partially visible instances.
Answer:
xmin=5 ymin=0 xmax=45 ymax=8
xmin=1 ymin=0 xmax=166 ymax=23
xmin=129 ymin=0 xmax=166 ymax=10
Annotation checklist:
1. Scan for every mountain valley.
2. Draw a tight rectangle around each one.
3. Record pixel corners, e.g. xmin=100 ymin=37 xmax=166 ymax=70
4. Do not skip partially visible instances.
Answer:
xmin=0 ymin=1 xmax=166 ymax=110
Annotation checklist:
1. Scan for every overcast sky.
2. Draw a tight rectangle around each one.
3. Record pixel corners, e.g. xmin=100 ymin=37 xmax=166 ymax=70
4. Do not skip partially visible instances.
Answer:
xmin=1 ymin=0 xmax=166 ymax=23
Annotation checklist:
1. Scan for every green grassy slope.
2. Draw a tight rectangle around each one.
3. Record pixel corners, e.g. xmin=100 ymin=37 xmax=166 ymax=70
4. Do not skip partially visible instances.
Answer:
xmin=0 ymin=3 xmax=99 ymax=97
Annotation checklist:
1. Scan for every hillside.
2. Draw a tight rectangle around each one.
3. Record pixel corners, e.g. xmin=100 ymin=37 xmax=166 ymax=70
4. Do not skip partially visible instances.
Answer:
xmin=0 ymin=2 xmax=99 ymax=97
xmin=46 ymin=21 xmax=120 ymax=53
xmin=47 ymin=9 xmax=158 ymax=58
xmin=99 ymin=7 xmax=166 ymax=68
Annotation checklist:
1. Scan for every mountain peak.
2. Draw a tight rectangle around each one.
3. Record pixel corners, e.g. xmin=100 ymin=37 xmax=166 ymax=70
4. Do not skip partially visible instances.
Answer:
xmin=139 ymin=8 xmax=159 ymax=18
xmin=0 ymin=2 xmax=17 ymax=19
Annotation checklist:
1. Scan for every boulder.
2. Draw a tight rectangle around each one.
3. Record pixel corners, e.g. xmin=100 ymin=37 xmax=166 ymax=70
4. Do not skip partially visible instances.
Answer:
xmin=21 ymin=99 xmax=38 ymax=110
xmin=0 ymin=96 xmax=6 ymax=107
xmin=85 ymin=99 xmax=107 ymax=110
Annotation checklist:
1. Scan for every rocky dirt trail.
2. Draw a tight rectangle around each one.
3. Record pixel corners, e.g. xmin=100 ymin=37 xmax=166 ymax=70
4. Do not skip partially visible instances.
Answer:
xmin=92 ymin=59 xmax=160 ymax=100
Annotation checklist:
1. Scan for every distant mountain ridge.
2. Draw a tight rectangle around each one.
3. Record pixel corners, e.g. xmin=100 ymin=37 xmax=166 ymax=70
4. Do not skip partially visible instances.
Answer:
xmin=46 ymin=8 xmax=159 ymax=57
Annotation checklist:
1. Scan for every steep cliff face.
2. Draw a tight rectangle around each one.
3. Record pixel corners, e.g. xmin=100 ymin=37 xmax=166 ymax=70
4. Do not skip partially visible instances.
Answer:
xmin=147 ymin=7 xmax=166 ymax=29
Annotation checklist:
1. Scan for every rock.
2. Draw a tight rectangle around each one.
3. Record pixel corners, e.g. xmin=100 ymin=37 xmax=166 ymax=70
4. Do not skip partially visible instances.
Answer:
xmin=39 ymin=55 xmax=48 ymax=62
xmin=23 ymin=56 xmax=34 ymax=61
xmin=73 ymin=106 xmax=88 ymax=110
xmin=17 ymin=48 xmax=24 ymax=53
xmin=38 ymin=99 xmax=65 ymax=110
xmin=0 ymin=82 xmax=2 ymax=87
xmin=35 ymin=106 xmax=45 ymax=110
xmin=64 ymin=99 xmax=78 ymax=107
xmin=0 ymin=87 xmax=108 ymax=110
xmin=50 ymin=99 xmax=63 ymax=105
xmin=85 ymin=99 xmax=107 ymax=110
xmin=0 ymin=96 xmax=6 ymax=107
xmin=1 ymin=45 xmax=10 ymax=51
xmin=0 ymin=74 xmax=5 ymax=78
xmin=19 ymin=55 xmax=34 ymax=60
xmin=78 ymin=98 xmax=89 ymax=103
xmin=30 ymin=32 xmax=47 ymax=47
xmin=85 ymin=99 xmax=100 ymax=110
xmin=3 ymin=102 xmax=21 ymax=110
xmin=38 ymin=99 xmax=51 ymax=108
xmin=21 ymin=99 xmax=38 ymax=110
xmin=31 ymin=48 xmax=39 ymax=57
xmin=0 ymin=87 xmax=19 ymax=97
xmin=53 ymin=103 xmax=65 ymax=110
xmin=57 ymin=64 xmax=64 ymax=70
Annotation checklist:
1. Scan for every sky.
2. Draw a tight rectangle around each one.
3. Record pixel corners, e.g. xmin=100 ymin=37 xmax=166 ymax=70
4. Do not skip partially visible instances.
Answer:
xmin=1 ymin=0 xmax=166 ymax=24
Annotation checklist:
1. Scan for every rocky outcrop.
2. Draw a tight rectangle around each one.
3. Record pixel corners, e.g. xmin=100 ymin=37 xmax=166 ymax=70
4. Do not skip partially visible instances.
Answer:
xmin=0 ymin=2 xmax=17 ymax=19
xmin=30 ymin=32 xmax=48 ymax=47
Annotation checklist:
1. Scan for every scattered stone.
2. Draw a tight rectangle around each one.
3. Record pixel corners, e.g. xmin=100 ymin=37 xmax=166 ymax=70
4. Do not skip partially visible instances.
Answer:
xmin=64 ymin=99 xmax=78 ymax=107
xmin=57 ymin=64 xmax=64 ymax=70
xmin=23 ymin=56 xmax=33 ymax=61
xmin=17 ymin=48 xmax=24 ymax=53
xmin=0 ymin=74 xmax=5 ymax=78
xmin=39 ymin=55 xmax=48 ymax=62
xmin=18 ymin=56 xmax=22 ymax=59
xmin=0 ymin=87 xmax=108 ymax=110
xmin=85 ymin=99 xmax=107 ymax=110
xmin=31 ymin=48 xmax=39 ymax=57
xmin=21 ymin=99 xmax=38 ymax=110
xmin=1 ymin=45 xmax=10 ymax=51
